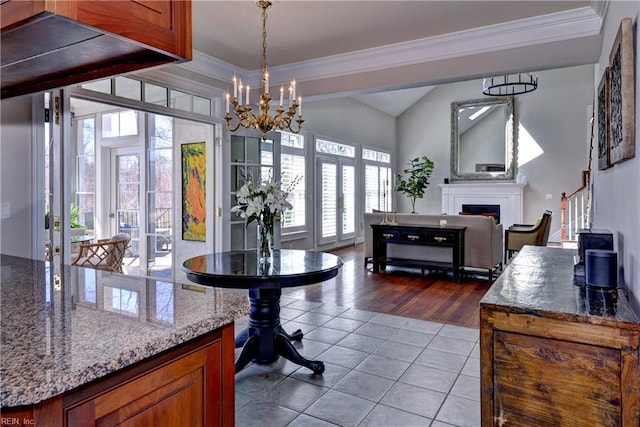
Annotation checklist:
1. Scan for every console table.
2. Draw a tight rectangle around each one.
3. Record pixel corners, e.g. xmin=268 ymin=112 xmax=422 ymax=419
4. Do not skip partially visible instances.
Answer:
xmin=371 ymin=223 xmax=466 ymax=282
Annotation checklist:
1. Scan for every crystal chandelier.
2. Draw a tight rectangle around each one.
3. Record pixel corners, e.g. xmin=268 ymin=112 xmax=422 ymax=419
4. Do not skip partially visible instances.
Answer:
xmin=224 ymin=1 xmax=303 ymax=141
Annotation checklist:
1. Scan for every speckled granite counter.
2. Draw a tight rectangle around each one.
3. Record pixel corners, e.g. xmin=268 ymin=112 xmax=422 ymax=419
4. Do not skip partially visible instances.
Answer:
xmin=0 ymin=254 xmax=249 ymax=408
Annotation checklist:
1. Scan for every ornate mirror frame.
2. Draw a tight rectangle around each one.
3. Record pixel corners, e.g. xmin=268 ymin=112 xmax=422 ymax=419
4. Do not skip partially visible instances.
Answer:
xmin=450 ymin=96 xmax=517 ymax=181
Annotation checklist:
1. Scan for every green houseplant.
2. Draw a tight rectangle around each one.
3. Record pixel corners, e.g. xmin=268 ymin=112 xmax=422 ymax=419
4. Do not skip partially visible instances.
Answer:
xmin=395 ymin=155 xmax=435 ymax=213
xmin=70 ymin=203 xmax=84 ymax=229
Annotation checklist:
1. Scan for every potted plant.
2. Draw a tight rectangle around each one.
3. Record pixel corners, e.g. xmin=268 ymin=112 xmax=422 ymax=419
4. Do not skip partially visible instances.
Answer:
xmin=70 ymin=203 xmax=86 ymax=236
xmin=395 ymin=155 xmax=435 ymax=213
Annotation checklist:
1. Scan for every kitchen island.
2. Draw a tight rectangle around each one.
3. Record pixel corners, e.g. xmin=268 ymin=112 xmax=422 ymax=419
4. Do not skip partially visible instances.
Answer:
xmin=0 ymin=255 xmax=249 ymax=426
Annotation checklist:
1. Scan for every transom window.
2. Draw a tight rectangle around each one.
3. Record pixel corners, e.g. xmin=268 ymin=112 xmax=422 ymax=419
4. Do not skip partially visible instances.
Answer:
xmin=102 ymin=110 xmax=138 ymax=138
xmin=316 ymin=139 xmax=355 ymax=158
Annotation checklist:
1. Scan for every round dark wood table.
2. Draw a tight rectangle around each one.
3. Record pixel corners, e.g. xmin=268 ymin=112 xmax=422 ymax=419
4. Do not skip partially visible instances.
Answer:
xmin=181 ymin=249 xmax=343 ymax=374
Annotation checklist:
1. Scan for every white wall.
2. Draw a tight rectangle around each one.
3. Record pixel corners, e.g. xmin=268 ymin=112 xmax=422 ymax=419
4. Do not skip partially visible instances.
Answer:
xmin=0 ymin=95 xmax=35 ymax=258
xmin=592 ymin=1 xmax=640 ymax=311
xmin=397 ymin=65 xmax=594 ymax=240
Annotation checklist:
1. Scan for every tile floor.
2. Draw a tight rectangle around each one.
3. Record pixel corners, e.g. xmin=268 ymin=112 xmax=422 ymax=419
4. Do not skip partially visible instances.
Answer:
xmin=234 ymin=296 xmax=481 ymax=427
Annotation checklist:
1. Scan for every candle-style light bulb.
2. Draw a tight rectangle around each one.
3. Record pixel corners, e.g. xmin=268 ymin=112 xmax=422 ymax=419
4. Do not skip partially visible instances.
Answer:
xmin=279 ymin=86 xmax=284 ymax=107
xmin=246 ymin=85 xmax=250 ymax=106
xmin=226 ymin=93 xmax=230 ymax=113
xmin=298 ymin=96 xmax=302 ymax=116
xmin=264 ymin=72 xmax=269 ymax=95
xmin=233 ymin=75 xmax=238 ymax=99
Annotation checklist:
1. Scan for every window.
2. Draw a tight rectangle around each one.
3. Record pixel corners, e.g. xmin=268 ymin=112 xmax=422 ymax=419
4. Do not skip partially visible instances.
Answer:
xmin=147 ymin=115 xmax=173 ymax=256
xmin=280 ymin=132 xmax=305 ymax=233
xmin=229 ymin=136 xmax=273 ymax=251
xmin=362 ymin=147 xmax=392 ymax=212
xmin=102 ymin=110 xmax=138 ymax=138
xmin=315 ymin=136 xmax=356 ymax=246
xmin=79 ymin=77 xmax=213 ymax=117
xmin=76 ymin=117 xmax=95 ymax=230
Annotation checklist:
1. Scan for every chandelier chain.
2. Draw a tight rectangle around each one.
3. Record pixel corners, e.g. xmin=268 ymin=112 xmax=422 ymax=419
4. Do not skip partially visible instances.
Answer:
xmin=224 ymin=0 xmax=304 ymax=140
xmin=262 ymin=4 xmax=268 ymax=81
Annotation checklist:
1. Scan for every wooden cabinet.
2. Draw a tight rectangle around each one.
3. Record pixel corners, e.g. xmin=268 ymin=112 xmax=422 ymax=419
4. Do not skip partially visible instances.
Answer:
xmin=480 ymin=247 xmax=640 ymax=426
xmin=1 ymin=0 xmax=191 ymax=99
xmin=1 ymin=324 xmax=234 ymax=427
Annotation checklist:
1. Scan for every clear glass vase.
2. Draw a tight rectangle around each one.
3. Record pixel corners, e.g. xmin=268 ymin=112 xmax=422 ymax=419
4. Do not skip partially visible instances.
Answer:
xmin=257 ymin=220 xmax=273 ymax=264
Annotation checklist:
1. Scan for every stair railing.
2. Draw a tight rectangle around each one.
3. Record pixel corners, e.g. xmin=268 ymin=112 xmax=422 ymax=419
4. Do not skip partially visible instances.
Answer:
xmin=561 ymin=170 xmax=590 ymax=241
xmin=561 ymin=114 xmax=594 ymax=243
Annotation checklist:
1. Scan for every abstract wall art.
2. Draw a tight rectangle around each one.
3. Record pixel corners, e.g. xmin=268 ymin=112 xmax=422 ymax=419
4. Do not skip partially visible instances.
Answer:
xmin=181 ymin=142 xmax=206 ymax=241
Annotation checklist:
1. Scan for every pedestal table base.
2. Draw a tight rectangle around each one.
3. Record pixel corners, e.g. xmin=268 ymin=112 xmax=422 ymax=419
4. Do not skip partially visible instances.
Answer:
xmin=234 ymin=288 xmax=325 ymax=374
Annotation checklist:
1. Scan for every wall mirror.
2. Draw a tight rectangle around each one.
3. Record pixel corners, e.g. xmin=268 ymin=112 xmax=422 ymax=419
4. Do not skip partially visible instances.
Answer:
xmin=450 ymin=96 xmax=517 ymax=181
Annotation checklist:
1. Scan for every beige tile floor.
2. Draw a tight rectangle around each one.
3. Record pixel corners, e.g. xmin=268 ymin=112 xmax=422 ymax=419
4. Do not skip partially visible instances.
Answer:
xmin=234 ymin=297 xmax=480 ymax=427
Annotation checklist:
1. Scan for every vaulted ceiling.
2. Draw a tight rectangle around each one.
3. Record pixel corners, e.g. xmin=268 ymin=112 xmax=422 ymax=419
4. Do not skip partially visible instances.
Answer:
xmin=164 ymin=1 xmax=604 ymax=116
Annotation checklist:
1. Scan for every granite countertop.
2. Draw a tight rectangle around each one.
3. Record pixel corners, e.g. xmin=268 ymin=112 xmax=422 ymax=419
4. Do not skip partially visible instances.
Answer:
xmin=481 ymin=246 xmax=639 ymax=327
xmin=0 ymin=254 xmax=249 ymax=408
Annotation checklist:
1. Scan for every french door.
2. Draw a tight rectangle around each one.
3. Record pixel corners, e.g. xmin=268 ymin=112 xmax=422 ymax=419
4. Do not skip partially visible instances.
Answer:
xmin=316 ymin=155 xmax=355 ymax=247
xmin=111 ymin=150 xmax=141 ymax=266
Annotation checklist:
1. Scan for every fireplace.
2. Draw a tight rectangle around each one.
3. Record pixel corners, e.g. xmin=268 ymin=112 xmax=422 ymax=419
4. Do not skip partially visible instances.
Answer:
xmin=439 ymin=182 xmax=525 ymax=229
xmin=461 ymin=204 xmax=501 ymax=224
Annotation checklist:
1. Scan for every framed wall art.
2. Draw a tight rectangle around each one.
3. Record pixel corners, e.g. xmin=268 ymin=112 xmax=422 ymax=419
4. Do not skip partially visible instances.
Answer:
xmin=608 ymin=17 xmax=635 ymax=165
xmin=597 ymin=67 xmax=611 ymax=170
xmin=181 ymin=142 xmax=206 ymax=241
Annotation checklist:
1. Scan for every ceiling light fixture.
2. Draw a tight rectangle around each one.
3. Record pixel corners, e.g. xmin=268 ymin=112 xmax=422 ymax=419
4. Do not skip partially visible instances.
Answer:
xmin=482 ymin=73 xmax=538 ymax=96
xmin=224 ymin=1 xmax=303 ymax=141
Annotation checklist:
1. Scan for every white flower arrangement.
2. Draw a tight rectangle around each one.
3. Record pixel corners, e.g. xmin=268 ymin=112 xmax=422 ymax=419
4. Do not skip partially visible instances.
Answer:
xmin=231 ymin=173 xmax=300 ymax=229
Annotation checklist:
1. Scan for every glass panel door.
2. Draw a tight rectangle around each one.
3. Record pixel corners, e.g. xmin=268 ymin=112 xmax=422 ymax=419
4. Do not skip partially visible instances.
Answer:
xmin=341 ymin=164 xmax=355 ymax=237
xmin=114 ymin=153 xmax=141 ymax=268
xmin=229 ymin=134 xmax=275 ymax=250
xmin=318 ymin=159 xmax=337 ymax=244
xmin=317 ymin=156 xmax=355 ymax=246
xmin=147 ymin=114 xmax=173 ymax=278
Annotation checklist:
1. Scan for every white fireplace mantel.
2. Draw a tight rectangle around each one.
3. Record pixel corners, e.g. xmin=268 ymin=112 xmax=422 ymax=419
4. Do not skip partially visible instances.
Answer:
xmin=439 ymin=182 xmax=525 ymax=229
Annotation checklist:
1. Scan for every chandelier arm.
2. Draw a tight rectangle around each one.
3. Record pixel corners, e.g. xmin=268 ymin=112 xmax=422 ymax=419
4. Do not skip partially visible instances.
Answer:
xmin=288 ymin=117 xmax=304 ymax=134
xmin=224 ymin=114 xmax=242 ymax=132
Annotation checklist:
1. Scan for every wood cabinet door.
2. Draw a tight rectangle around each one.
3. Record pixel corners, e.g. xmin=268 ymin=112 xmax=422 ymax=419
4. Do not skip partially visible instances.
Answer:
xmin=492 ymin=330 xmax=622 ymax=426
xmin=66 ymin=339 xmax=222 ymax=427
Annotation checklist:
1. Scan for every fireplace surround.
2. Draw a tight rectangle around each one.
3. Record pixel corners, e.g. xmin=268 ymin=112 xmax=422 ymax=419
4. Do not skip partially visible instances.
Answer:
xmin=440 ymin=182 xmax=525 ymax=229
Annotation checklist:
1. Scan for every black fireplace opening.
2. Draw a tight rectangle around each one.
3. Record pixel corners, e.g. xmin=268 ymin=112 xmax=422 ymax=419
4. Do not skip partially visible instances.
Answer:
xmin=461 ymin=204 xmax=501 ymax=224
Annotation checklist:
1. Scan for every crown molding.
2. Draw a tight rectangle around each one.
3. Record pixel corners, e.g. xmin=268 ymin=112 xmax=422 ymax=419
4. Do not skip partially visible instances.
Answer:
xmin=177 ymin=6 xmax=602 ymax=88
xmin=590 ymin=0 xmax=609 ymax=21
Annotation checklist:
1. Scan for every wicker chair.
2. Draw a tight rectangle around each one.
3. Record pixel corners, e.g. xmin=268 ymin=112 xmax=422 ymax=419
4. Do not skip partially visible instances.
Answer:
xmin=504 ymin=210 xmax=552 ymax=263
xmin=72 ymin=233 xmax=131 ymax=273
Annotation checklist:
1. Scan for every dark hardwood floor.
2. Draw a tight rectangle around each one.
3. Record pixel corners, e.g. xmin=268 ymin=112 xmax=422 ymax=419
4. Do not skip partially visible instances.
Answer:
xmin=283 ymin=244 xmax=494 ymax=329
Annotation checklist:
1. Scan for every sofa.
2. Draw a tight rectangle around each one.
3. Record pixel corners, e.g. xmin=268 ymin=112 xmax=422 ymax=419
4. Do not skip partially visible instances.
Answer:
xmin=363 ymin=213 xmax=503 ymax=279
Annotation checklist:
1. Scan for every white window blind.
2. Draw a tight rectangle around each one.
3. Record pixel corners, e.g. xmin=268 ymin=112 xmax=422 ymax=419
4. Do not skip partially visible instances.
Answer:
xmin=362 ymin=147 xmax=392 ymax=212
xmin=280 ymin=131 xmax=306 ymax=232
xmin=342 ymin=165 xmax=355 ymax=234
xmin=281 ymin=152 xmax=305 ymax=229
xmin=320 ymin=162 xmax=337 ymax=239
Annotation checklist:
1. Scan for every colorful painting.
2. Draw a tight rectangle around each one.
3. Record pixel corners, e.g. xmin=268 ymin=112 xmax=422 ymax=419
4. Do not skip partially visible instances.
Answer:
xmin=181 ymin=142 xmax=206 ymax=241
